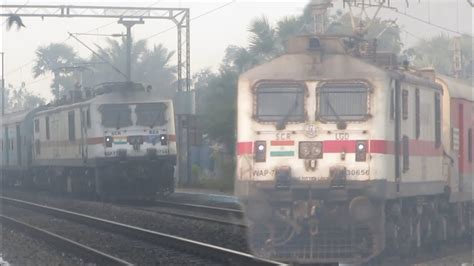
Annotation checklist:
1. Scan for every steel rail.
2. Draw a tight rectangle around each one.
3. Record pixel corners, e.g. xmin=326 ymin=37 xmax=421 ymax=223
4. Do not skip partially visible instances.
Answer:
xmin=0 ymin=196 xmax=284 ymax=266
xmin=131 ymin=205 xmax=247 ymax=228
xmin=154 ymin=200 xmax=244 ymax=219
xmin=0 ymin=214 xmax=133 ymax=266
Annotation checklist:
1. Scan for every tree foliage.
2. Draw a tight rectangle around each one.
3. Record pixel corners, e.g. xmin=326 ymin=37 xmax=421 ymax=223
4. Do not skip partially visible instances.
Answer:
xmin=4 ymin=83 xmax=45 ymax=112
xmin=31 ymin=37 xmax=177 ymax=100
xmin=32 ymin=43 xmax=79 ymax=99
xmin=194 ymin=67 xmax=238 ymax=153
xmin=405 ymin=34 xmax=473 ymax=78
xmin=85 ymin=37 xmax=176 ymax=99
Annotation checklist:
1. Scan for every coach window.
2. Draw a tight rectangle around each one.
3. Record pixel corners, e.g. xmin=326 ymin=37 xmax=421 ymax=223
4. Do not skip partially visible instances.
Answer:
xmin=415 ymin=88 xmax=420 ymax=139
xmin=318 ymin=83 xmax=369 ymax=121
xmin=99 ymin=104 xmax=133 ymax=129
xmin=68 ymin=111 xmax=76 ymax=141
xmin=255 ymin=83 xmax=305 ymax=122
xmin=34 ymin=119 xmax=40 ymax=133
xmin=402 ymin=89 xmax=409 ymax=120
xmin=45 ymin=116 xmax=50 ymax=140
xmin=136 ymin=103 xmax=167 ymax=127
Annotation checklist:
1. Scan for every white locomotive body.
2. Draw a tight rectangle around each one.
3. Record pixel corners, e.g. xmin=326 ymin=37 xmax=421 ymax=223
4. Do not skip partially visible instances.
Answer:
xmin=235 ymin=35 xmax=473 ymax=264
xmin=2 ymin=82 xmax=177 ymax=199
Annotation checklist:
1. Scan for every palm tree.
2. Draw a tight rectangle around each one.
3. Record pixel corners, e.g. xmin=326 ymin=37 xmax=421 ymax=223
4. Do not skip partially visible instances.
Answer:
xmin=32 ymin=43 xmax=78 ymax=99
xmin=135 ymin=44 xmax=176 ymax=98
xmin=89 ymin=37 xmax=148 ymax=84
xmin=89 ymin=38 xmax=176 ymax=98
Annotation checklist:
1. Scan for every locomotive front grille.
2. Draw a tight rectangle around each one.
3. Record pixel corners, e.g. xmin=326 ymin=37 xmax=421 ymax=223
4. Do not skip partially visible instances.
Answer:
xmin=272 ymin=226 xmax=373 ymax=262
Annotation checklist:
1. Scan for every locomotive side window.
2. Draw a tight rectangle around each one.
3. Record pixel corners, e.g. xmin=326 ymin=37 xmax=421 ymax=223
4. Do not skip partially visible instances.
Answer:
xmin=255 ymin=84 xmax=305 ymax=122
xmin=68 ymin=111 xmax=76 ymax=141
xmin=390 ymin=89 xmax=395 ymax=120
xmin=45 ymin=116 xmax=50 ymax=140
xmin=415 ymin=88 xmax=420 ymax=139
xmin=135 ymin=103 xmax=167 ymax=127
xmin=99 ymin=104 xmax=133 ymax=129
xmin=402 ymin=89 xmax=408 ymax=120
xmin=469 ymin=128 xmax=472 ymax=162
xmin=403 ymin=135 xmax=410 ymax=172
xmin=318 ymin=83 xmax=369 ymax=121
xmin=434 ymin=92 xmax=441 ymax=147
xmin=34 ymin=119 xmax=40 ymax=133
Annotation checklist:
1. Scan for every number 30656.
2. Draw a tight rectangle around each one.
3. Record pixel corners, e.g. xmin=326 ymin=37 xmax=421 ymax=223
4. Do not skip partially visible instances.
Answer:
xmin=346 ymin=169 xmax=369 ymax=176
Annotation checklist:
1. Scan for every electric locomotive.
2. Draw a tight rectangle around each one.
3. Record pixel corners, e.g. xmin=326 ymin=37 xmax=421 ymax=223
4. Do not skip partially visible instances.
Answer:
xmin=235 ymin=35 xmax=473 ymax=264
xmin=1 ymin=82 xmax=177 ymax=199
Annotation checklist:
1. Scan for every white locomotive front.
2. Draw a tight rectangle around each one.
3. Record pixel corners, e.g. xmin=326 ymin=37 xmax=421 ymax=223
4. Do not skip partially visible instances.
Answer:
xmin=30 ymin=82 xmax=177 ymax=199
xmin=235 ymin=35 xmax=455 ymax=264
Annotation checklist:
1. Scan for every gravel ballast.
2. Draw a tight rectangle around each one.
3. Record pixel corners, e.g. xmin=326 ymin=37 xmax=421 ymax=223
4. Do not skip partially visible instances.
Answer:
xmin=1 ymin=222 xmax=82 ymax=266
xmin=2 ymin=190 xmax=249 ymax=252
xmin=2 ymin=204 xmax=224 ymax=265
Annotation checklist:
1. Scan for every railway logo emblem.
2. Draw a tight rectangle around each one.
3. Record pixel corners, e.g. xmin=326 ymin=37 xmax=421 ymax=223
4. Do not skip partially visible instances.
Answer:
xmin=304 ymin=123 xmax=318 ymax=138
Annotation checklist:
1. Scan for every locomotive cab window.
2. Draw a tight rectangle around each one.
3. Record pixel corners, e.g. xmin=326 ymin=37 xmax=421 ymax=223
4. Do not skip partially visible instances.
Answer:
xmin=135 ymin=103 xmax=167 ymax=128
xmin=99 ymin=104 xmax=133 ymax=129
xmin=255 ymin=83 xmax=305 ymax=122
xmin=318 ymin=83 xmax=369 ymax=121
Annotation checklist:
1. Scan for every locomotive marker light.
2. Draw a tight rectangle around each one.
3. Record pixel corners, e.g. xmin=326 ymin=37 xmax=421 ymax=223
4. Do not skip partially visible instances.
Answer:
xmin=254 ymin=141 xmax=266 ymax=162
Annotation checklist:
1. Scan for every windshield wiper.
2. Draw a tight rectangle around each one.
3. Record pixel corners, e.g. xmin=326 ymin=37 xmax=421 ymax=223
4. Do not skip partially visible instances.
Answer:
xmin=325 ymin=96 xmax=347 ymax=130
xmin=276 ymin=94 xmax=299 ymax=130
xmin=116 ymin=112 xmax=121 ymax=130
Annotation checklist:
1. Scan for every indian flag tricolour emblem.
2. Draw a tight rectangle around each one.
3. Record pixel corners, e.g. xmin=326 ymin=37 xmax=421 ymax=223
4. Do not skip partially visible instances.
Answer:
xmin=113 ymin=136 xmax=128 ymax=145
xmin=270 ymin=140 xmax=295 ymax=157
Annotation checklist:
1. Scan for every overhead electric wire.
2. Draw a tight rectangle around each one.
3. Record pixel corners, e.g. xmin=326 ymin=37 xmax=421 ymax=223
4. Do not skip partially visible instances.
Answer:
xmin=5 ymin=1 xmax=163 ymax=78
xmin=144 ymin=0 xmax=236 ymax=40
xmin=67 ymin=32 xmax=128 ymax=80
xmin=390 ymin=8 xmax=472 ymax=37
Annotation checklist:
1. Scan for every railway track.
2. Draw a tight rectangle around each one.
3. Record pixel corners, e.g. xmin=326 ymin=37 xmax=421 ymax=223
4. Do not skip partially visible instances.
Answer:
xmin=126 ymin=200 xmax=247 ymax=228
xmin=0 ymin=214 xmax=132 ymax=266
xmin=0 ymin=196 xmax=283 ymax=265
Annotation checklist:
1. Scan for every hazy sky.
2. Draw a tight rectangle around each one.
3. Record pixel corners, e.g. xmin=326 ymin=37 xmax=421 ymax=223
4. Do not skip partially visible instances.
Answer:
xmin=1 ymin=0 xmax=472 ymax=100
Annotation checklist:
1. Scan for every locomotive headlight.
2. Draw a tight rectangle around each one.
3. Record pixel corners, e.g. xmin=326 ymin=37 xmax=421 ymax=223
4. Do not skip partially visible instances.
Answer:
xmin=355 ymin=141 xmax=367 ymax=162
xmin=254 ymin=141 xmax=266 ymax=162
xmin=299 ymin=142 xmax=323 ymax=159
xmin=159 ymin=134 xmax=168 ymax=145
xmin=105 ymin=136 xmax=113 ymax=147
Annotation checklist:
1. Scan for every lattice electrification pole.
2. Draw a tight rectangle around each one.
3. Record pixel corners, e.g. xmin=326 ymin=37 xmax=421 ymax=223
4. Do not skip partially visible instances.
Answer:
xmin=0 ymin=4 xmax=190 ymax=91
